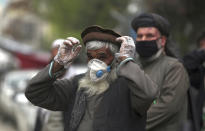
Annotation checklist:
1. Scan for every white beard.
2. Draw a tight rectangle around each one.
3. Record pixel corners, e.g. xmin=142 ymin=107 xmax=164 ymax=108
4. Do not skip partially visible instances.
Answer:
xmin=78 ymin=67 xmax=117 ymax=97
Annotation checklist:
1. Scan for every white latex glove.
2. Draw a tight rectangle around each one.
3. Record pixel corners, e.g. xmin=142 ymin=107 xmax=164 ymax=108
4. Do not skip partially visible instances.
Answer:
xmin=54 ymin=37 xmax=82 ymax=68
xmin=115 ymin=36 xmax=135 ymax=60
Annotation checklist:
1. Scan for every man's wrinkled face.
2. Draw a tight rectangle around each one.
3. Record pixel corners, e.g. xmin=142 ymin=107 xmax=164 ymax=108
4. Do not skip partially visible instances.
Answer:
xmin=80 ymin=47 xmax=116 ymax=96
xmin=87 ymin=47 xmax=114 ymax=65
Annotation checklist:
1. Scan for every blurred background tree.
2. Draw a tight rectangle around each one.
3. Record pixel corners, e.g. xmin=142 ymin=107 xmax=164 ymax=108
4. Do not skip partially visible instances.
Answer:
xmin=1 ymin=0 xmax=205 ymax=57
xmin=32 ymin=0 xmax=129 ymax=49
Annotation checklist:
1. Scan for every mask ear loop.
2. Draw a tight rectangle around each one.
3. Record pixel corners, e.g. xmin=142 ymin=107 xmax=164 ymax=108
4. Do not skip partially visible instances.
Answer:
xmin=109 ymin=57 xmax=116 ymax=70
xmin=106 ymin=56 xmax=117 ymax=73
xmin=106 ymin=66 xmax=111 ymax=72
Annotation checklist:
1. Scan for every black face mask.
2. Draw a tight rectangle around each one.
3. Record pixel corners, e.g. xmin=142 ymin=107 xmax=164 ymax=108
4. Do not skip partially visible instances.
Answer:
xmin=135 ymin=40 xmax=159 ymax=58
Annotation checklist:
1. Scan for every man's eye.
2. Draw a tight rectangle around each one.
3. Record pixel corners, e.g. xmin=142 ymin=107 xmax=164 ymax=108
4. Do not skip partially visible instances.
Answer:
xmin=137 ymin=35 xmax=142 ymax=39
xmin=98 ymin=56 xmax=107 ymax=61
xmin=87 ymin=54 xmax=93 ymax=59
xmin=146 ymin=34 xmax=155 ymax=38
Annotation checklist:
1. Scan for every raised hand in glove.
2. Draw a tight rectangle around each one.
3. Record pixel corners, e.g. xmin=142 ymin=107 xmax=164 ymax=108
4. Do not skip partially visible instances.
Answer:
xmin=54 ymin=37 xmax=82 ymax=68
xmin=115 ymin=36 xmax=136 ymax=61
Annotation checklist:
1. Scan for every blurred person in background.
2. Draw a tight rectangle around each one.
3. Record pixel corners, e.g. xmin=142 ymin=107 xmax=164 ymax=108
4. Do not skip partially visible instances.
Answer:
xmin=25 ymin=25 xmax=158 ymax=131
xmin=183 ymin=30 xmax=205 ymax=131
xmin=131 ymin=13 xmax=189 ymax=131
xmin=34 ymin=39 xmax=87 ymax=131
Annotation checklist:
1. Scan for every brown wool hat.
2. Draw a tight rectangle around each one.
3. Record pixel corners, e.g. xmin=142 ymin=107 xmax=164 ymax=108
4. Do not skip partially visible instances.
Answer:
xmin=81 ymin=25 xmax=121 ymax=47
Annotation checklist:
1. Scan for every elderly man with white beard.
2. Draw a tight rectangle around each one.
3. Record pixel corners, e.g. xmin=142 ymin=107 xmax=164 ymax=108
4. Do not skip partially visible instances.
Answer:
xmin=25 ymin=25 xmax=158 ymax=131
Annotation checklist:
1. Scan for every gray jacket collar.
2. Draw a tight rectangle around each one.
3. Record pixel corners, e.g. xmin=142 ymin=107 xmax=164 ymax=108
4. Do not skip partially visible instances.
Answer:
xmin=139 ymin=49 xmax=164 ymax=67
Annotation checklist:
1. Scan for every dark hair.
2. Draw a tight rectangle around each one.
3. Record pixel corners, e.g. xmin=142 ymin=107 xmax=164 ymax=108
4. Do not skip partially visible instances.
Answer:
xmin=131 ymin=13 xmax=170 ymax=37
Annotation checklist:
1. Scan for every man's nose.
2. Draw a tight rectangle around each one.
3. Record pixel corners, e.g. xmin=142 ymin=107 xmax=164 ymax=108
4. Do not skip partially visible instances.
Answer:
xmin=141 ymin=36 xmax=147 ymax=41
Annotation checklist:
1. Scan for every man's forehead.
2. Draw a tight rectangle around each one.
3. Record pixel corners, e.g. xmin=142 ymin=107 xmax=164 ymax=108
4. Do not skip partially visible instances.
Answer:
xmin=137 ymin=27 xmax=161 ymax=34
xmin=87 ymin=47 xmax=110 ymax=54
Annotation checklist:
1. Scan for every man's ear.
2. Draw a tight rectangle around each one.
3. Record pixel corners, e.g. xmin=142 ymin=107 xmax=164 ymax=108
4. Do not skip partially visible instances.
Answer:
xmin=161 ymin=36 xmax=167 ymax=47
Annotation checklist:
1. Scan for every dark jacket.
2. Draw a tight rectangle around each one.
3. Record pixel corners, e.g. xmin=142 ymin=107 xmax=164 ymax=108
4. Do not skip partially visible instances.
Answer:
xmin=65 ymin=76 xmax=147 ymax=131
xmin=183 ymin=49 xmax=205 ymax=131
xmin=25 ymin=61 xmax=158 ymax=131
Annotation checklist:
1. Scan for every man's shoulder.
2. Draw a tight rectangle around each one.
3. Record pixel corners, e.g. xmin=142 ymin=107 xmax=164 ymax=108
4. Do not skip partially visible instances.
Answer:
xmin=163 ymin=55 xmax=182 ymax=64
xmin=161 ymin=55 xmax=185 ymax=70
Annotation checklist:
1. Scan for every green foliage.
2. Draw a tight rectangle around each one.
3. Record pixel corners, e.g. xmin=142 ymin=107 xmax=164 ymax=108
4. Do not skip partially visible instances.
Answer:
xmin=32 ymin=0 xmax=129 ymax=50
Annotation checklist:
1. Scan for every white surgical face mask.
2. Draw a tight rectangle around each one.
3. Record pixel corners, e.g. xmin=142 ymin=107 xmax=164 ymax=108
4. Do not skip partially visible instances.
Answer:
xmin=88 ymin=59 xmax=111 ymax=82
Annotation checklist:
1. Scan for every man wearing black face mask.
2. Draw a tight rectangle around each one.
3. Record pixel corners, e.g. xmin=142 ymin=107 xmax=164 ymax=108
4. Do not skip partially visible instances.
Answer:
xmin=131 ymin=13 xmax=190 ymax=131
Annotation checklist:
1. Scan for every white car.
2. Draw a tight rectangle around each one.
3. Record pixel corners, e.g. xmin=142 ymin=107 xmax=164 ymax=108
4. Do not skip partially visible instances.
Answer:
xmin=0 ymin=69 xmax=39 ymax=131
